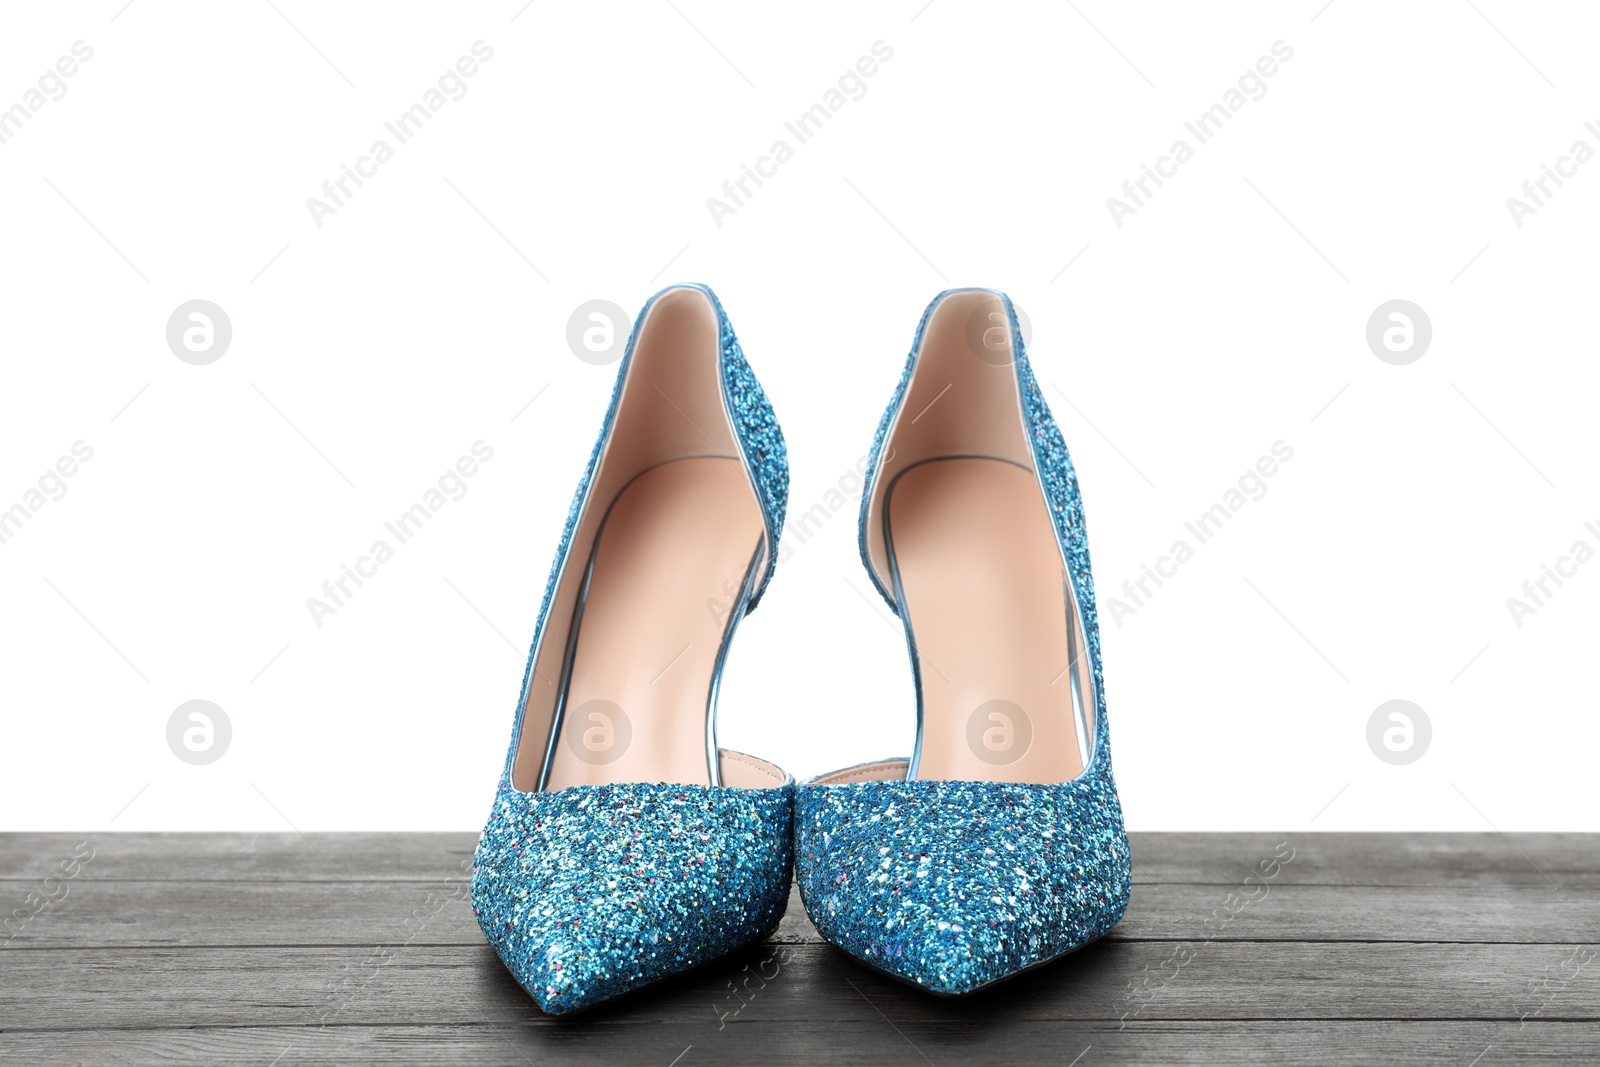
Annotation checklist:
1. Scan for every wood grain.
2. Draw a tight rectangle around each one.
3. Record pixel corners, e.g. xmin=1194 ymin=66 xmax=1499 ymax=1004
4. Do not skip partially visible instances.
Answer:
xmin=1 ymin=832 xmax=1596 ymax=1065
xmin=3 ymin=881 xmax=1597 ymax=948
xmin=5 ymin=831 xmax=1594 ymax=885
xmin=3 ymin=1022 xmax=1600 ymax=1067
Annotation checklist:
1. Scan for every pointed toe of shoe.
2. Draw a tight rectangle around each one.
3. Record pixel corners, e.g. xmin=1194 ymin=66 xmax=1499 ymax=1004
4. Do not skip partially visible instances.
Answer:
xmin=505 ymin=935 xmax=621 ymax=1016
xmin=794 ymin=776 xmax=1130 ymax=994
xmin=473 ymin=780 xmax=794 ymax=1014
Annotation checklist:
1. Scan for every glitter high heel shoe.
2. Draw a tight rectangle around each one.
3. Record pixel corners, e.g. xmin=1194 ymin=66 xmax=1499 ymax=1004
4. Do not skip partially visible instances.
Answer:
xmin=472 ymin=284 xmax=794 ymax=1015
xmin=794 ymin=289 xmax=1131 ymax=994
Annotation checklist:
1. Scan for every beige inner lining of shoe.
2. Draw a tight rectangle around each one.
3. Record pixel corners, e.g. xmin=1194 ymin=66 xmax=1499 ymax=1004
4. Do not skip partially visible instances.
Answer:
xmin=717 ymin=749 xmax=789 ymax=788
xmin=544 ymin=458 xmax=762 ymax=790
xmin=888 ymin=459 xmax=1084 ymax=782
xmin=811 ymin=759 xmax=912 ymax=785
xmin=865 ymin=291 xmax=1094 ymax=785
xmin=511 ymin=287 xmax=769 ymax=792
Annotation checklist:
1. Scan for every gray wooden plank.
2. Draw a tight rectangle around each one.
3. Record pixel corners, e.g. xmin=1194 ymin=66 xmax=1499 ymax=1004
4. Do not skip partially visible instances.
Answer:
xmin=3 ymin=1021 xmax=1599 ymax=1067
xmin=1130 ymin=832 xmax=1600 ymax=887
xmin=2 ymin=940 xmax=1596 ymax=1030
xmin=4 ymin=880 xmax=1598 ymax=949
xmin=5 ymin=834 xmax=1600 ymax=1065
xmin=1116 ymin=881 xmax=1600 ymax=944
xmin=4 ymin=831 xmax=1596 ymax=885
xmin=0 ymin=832 xmax=476 ymax=882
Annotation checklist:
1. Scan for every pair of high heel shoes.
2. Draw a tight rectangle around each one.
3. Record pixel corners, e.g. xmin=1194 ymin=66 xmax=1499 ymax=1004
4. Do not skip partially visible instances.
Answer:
xmin=472 ymin=284 xmax=1131 ymax=1014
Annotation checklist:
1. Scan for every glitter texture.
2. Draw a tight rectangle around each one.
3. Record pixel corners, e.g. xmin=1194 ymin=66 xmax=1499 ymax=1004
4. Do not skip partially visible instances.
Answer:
xmin=801 ymin=288 xmax=1130 ymax=995
xmin=474 ymin=284 xmax=794 ymax=1014
xmin=475 ymin=776 xmax=794 ymax=1014
xmin=709 ymin=285 xmax=789 ymax=603
xmin=794 ymin=774 xmax=1128 ymax=994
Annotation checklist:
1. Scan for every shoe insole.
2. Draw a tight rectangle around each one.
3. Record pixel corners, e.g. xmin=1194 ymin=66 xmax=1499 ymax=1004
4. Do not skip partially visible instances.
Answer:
xmin=886 ymin=458 xmax=1088 ymax=783
xmin=544 ymin=457 xmax=763 ymax=790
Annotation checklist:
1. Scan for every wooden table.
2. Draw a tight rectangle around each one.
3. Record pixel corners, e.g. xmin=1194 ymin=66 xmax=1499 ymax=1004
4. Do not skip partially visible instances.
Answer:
xmin=2 ymin=833 xmax=1596 ymax=1064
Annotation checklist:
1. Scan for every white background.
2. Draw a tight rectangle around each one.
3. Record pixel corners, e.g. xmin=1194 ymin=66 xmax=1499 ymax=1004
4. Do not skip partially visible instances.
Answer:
xmin=2 ymin=1 xmax=1595 ymax=833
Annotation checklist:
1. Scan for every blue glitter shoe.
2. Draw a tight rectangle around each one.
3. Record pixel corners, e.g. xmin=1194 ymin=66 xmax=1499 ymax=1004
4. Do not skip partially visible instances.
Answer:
xmin=472 ymin=284 xmax=795 ymax=1015
xmin=794 ymin=289 xmax=1131 ymax=995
